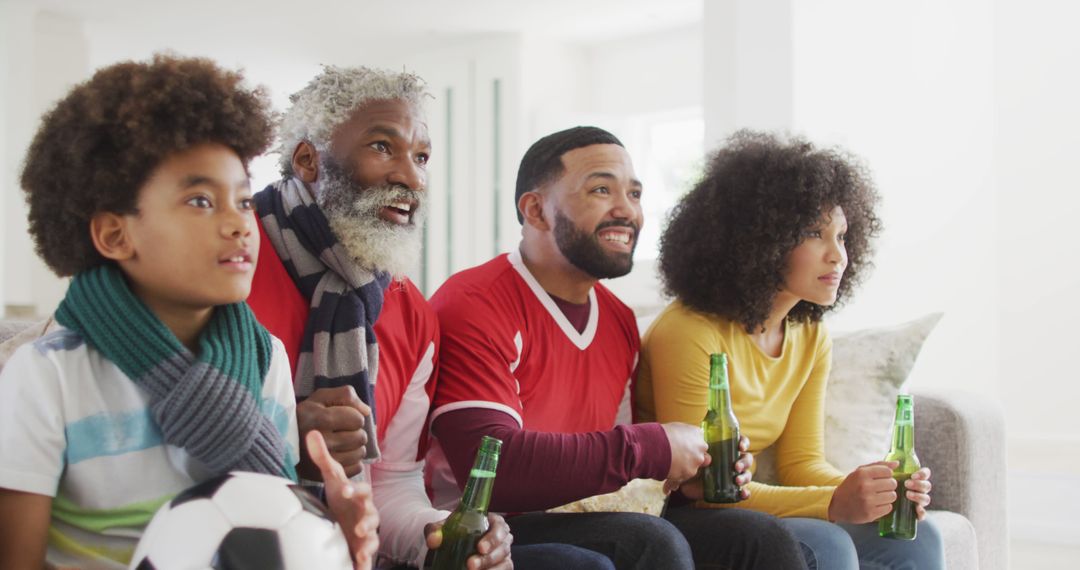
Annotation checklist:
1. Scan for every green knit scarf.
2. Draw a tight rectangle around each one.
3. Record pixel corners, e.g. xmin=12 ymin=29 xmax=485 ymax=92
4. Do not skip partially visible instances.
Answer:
xmin=55 ymin=264 xmax=296 ymax=481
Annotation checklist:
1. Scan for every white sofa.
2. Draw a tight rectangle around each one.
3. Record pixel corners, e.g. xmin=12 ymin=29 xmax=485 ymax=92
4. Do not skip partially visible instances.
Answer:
xmin=0 ymin=317 xmax=1007 ymax=569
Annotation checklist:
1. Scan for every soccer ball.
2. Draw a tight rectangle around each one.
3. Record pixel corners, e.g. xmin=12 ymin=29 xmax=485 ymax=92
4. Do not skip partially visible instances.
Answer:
xmin=129 ymin=471 xmax=352 ymax=570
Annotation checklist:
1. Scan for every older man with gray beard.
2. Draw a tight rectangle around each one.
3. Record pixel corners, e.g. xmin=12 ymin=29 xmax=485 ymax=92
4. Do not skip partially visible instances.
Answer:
xmin=246 ymin=66 xmax=615 ymax=570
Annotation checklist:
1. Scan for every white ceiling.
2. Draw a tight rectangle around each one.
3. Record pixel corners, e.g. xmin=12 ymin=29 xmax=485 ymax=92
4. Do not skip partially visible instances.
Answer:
xmin=28 ymin=0 xmax=703 ymax=45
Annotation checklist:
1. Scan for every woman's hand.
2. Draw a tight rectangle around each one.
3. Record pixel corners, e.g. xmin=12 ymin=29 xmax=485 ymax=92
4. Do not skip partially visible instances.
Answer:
xmin=827 ymin=461 xmax=899 ymax=524
xmin=307 ymin=430 xmax=379 ymax=570
xmin=425 ymin=513 xmax=513 ymax=569
xmin=734 ymin=435 xmax=754 ymax=499
xmin=906 ymin=467 xmax=933 ymax=520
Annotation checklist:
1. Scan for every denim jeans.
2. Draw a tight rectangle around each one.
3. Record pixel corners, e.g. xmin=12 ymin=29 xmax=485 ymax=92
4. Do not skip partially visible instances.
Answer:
xmin=513 ymin=543 xmax=617 ymax=570
xmin=508 ymin=508 xmax=806 ymax=570
xmin=508 ymin=511 xmax=695 ymax=570
xmin=780 ymin=517 xmax=945 ymax=570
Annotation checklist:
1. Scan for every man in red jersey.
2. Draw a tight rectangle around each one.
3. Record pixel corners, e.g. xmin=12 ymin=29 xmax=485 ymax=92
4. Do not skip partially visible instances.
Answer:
xmin=427 ymin=127 xmax=807 ymax=570
xmin=246 ymin=67 xmax=613 ymax=570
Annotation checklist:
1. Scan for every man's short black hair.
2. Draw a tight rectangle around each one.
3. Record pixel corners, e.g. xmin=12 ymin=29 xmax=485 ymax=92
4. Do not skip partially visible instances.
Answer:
xmin=514 ymin=126 xmax=624 ymax=224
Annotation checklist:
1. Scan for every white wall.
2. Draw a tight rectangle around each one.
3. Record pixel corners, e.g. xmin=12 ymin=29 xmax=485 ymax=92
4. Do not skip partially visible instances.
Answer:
xmin=790 ymin=0 xmax=999 ymax=399
xmin=702 ymin=0 xmax=794 ymax=147
xmin=1 ymin=6 xmax=89 ymax=318
xmin=995 ymin=0 xmax=1080 ymax=546
xmin=587 ymin=26 xmax=702 ymax=116
xmin=995 ymin=0 xmax=1080 ymax=448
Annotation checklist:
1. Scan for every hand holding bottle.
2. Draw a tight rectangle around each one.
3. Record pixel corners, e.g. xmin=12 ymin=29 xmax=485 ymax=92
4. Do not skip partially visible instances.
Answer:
xmin=701 ymin=353 xmax=743 ymax=503
xmin=878 ymin=394 xmax=925 ymax=539
xmin=904 ymin=467 xmax=933 ymax=520
xmin=677 ymin=434 xmax=754 ymax=500
xmin=425 ymin=513 xmax=513 ymax=570
xmin=431 ymin=436 xmax=504 ymax=570
xmin=660 ymin=422 xmax=709 ymax=494
xmin=828 ymin=461 xmax=900 ymax=524
xmin=733 ymin=434 xmax=754 ymax=499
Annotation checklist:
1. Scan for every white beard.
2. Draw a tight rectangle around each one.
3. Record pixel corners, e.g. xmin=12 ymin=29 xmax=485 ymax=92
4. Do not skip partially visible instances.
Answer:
xmin=316 ymin=167 xmax=427 ymax=280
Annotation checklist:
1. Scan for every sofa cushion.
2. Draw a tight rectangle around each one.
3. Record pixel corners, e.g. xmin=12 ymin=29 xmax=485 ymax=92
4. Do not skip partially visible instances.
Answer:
xmin=927 ymin=510 xmax=979 ymax=570
xmin=0 ymin=318 xmax=54 ymax=371
xmin=0 ymin=319 xmax=34 ymax=345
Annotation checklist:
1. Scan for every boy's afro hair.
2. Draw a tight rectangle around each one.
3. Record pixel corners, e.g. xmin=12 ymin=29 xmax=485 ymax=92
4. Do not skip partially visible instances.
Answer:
xmin=20 ymin=53 xmax=274 ymax=276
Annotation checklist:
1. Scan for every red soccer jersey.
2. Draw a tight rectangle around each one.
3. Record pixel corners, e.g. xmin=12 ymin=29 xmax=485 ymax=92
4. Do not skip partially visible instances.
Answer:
xmin=429 ymin=250 xmax=639 ymax=433
xmin=246 ymin=216 xmax=438 ymax=453
xmin=247 ymin=212 xmax=447 ymax=565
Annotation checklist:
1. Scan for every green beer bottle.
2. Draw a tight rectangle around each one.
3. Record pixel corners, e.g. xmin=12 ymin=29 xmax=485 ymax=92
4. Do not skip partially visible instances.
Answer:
xmin=431 ymin=435 xmax=502 ymax=570
xmin=878 ymin=394 xmax=920 ymax=540
xmin=702 ymin=353 xmax=742 ymax=503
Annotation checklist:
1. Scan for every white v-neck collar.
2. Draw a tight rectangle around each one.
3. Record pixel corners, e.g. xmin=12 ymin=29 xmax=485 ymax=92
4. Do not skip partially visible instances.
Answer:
xmin=508 ymin=249 xmax=599 ymax=350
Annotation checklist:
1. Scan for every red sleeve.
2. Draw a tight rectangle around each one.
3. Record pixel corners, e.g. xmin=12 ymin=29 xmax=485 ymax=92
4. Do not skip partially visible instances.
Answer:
xmin=432 ymin=408 xmax=671 ymax=512
xmin=430 ymin=285 xmax=525 ymax=420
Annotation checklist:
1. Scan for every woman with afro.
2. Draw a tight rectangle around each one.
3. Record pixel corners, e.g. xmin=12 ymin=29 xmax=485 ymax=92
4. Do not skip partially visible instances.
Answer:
xmin=636 ymin=131 xmax=944 ymax=569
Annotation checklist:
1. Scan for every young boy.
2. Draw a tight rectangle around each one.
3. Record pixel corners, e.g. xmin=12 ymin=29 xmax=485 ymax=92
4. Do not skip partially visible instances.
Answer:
xmin=0 ymin=55 xmax=377 ymax=570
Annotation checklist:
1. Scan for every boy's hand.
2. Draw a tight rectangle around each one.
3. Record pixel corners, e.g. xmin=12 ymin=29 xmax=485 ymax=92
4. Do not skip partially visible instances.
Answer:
xmin=828 ymin=461 xmax=899 ymax=524
xmin=425 ymin=513 xmax=513 ymax=570
xmin=307 ymin=430 xmax=379 ymax=570
xmin=298 ymin=386 xmax=370 ymax=479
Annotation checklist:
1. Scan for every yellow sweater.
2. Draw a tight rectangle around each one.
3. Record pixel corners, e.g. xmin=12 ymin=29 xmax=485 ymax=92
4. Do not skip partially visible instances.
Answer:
xmin=637 ymin=301 xmax=845 ymax=519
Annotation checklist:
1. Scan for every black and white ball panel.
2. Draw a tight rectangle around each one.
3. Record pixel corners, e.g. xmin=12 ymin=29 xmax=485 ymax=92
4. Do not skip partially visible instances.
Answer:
xmin=129 ymin=471 xmax=351 ymax=570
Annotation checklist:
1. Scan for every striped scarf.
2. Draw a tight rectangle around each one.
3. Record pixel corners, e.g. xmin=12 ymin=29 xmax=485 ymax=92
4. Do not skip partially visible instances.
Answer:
xmin=255 ymin=177 xmax=388 ymax=461
xmin=55 ymin=265 xmax=296 ymax=480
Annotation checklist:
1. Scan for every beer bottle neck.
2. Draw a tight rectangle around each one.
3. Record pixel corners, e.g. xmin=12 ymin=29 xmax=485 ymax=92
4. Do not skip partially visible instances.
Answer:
xmin=707 ymin=354 xmax=732 ymax=412
xmin=708 ymin=384 xmax=733 ymax=413
xmin=459 ymin=449 xmax=499 ymax=513
xmin=889 ymin=406 xmax=915 ymax=453
xmin=890 ymin=422 xmax=915 ymax=452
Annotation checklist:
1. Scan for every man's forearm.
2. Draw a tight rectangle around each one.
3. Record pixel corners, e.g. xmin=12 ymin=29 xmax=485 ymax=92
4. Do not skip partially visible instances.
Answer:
xmin=432 ymin=408 xmax=670 ymax=512
xmin=370 ymin=463 xmax=449 ymax=568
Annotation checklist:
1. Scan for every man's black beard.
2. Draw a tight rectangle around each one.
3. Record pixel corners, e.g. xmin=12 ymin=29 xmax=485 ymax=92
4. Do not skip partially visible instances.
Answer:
xmin=553 ymin=209 xmax=637 ymax=279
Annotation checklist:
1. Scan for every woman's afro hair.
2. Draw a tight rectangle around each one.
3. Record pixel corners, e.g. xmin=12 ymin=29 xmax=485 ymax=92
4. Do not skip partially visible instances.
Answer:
xmin=658 ymin=130 xmax=882 ymax=331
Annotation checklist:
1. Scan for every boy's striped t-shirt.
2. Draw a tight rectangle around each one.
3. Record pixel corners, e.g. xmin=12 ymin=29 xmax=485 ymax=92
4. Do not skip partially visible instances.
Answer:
xmin=0 ymin=327 xmax=299 ymax=569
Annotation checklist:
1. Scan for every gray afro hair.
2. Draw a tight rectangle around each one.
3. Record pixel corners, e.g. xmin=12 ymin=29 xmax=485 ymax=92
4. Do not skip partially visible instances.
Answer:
xmin=278 ymin=65 xmax=430 ymax=174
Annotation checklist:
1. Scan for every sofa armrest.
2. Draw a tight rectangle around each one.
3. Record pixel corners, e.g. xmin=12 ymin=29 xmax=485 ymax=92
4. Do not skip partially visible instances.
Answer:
xmin=910 ymin=387 xmax=1008 ymax=570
